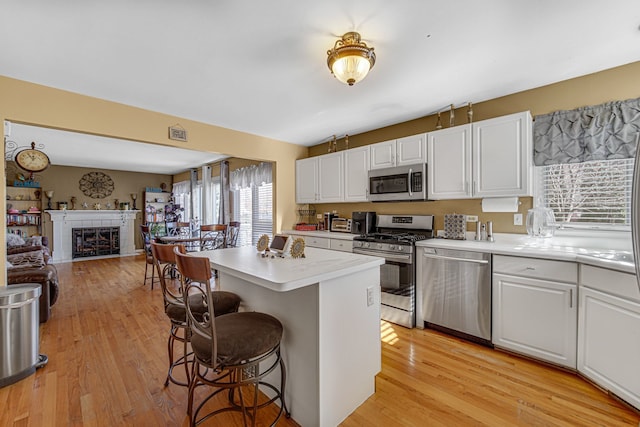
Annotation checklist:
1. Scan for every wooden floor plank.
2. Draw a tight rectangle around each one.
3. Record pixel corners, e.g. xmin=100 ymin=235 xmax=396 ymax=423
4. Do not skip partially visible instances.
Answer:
xmin=0 ymin=255 xmax=637 ymax=426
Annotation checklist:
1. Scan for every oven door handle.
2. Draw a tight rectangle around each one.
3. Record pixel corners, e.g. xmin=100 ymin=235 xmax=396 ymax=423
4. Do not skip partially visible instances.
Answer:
xmin=354 ymin=249 xmax=412 ymax=263
xmin=421 ymin=253 xmax=489 ymax=265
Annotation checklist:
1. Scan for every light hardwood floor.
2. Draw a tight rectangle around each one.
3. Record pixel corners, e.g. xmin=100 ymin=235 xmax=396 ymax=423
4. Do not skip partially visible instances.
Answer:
xmin=1 ymin=254 xmax=638 ymax=426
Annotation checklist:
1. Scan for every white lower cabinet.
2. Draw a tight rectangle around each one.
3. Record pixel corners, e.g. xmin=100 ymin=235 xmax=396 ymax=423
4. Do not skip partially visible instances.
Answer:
xmin=289 ymin=234 xmax=352 ymax=253
xmin=578 ymin=265 xmax=640 ymax=410
xmin=492 ymin=255 xmax=577 ymax=368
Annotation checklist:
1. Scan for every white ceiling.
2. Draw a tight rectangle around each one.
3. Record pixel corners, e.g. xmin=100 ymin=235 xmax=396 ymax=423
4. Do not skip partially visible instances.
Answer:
xmin=1 ymin=0 xmax=639 ymax=172
xmin=5 ymin=123 xmax=226 ymax=174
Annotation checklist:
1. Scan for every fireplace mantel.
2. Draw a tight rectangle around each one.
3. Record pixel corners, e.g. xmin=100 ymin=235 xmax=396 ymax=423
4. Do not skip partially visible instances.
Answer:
xmin=46 ymin=210 xmax=139 ymax=263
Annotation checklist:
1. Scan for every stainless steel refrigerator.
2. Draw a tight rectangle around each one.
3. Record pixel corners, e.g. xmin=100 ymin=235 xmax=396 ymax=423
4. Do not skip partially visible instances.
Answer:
xmin=631 ymin=133 xmax=640 ymax=291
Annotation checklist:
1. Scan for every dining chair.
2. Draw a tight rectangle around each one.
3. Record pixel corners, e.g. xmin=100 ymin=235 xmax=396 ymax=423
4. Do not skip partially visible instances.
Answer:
xmin=151 ymin=243 xmax=241 ymax=387
xmin=139 ymin=224 xmax=158 ymax=289
xmin=200 ymin=224 xmax=227 ymax=251
xmin=227 ymin=221 xmax=241 ymax=247
xmin=174 ymin=249 xmax=289 ymax=426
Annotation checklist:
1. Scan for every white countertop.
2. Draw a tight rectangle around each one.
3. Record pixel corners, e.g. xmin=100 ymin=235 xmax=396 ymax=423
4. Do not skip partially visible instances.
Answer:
xmin=416 ymin=232 xmax=635 ymax=274
xmin=283 ymin=230 xmax=357 ymax=240
xmin=196 ymin=246 xmax=384 ymax=292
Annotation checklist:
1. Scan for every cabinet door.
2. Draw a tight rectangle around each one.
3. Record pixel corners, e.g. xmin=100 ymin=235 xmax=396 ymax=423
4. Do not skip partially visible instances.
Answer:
xmin=317 ymin=152 xmax=344 ymax=202
xmin=370 ymin=140 xmax=396 ymax=170
xmin=396 ymin=133 xmax=426 ymax=166
xmin=329 ymin=238 xmax=353 ymax=252
xmin=344 ymin=146 xmax=370 ymax=202
xmin=427 ymin=124 xmax=472 ymax=199
xmin=578 ymin=286 xmax=640 ymax=409
xmin=296 ymin=157 xmax=318 ymax=203
xmin=493 ymin=272 xmax=577 ymax=368
xmin=473 ymin=111 xmax=532 ymax=197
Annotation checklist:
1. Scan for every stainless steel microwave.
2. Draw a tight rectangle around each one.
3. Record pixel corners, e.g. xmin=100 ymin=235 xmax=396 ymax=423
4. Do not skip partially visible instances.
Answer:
xmin=368 ymin=163 xmax=427 ymax=202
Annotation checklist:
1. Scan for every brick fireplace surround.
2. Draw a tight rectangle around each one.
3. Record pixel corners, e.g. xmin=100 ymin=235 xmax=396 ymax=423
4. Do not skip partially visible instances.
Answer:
xmin=46 ymin=210 xmax=138 ymax=263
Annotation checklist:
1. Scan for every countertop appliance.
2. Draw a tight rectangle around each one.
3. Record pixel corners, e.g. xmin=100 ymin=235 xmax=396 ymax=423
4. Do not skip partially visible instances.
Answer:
xmin=352 ymin=214 xmax=435 ymax=328
xmin=330 ymin=218 xmax=352 ymax=233
xmin=417 ymin=247 xmax=492 ymax=344
xmin=323 ymin=212 xmax=338 ymax=231
xmin=351 ymin=211 xmax=376 ymax=234
xmin=368 ymin=163 xmax=427 ymax=202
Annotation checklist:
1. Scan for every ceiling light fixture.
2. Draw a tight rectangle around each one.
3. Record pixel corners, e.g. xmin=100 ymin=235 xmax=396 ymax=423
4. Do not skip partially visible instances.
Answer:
xmin=327 ymin=32 xmax=376 ymax=86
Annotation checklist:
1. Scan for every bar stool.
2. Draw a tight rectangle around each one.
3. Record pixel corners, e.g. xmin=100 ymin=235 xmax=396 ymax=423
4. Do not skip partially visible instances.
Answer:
xmin=174 ymin=249 xmax=289 ymax=426
xmin=140 ymin=224 xmax=158 ymax=289
xmin=151 ymin=243 xmax=240 ymax=387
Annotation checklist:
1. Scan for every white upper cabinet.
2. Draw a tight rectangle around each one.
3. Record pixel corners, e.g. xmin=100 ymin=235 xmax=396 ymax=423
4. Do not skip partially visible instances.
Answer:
xmin=427 ymin=124 xmax=472 ymax=199
xmin=427 ymin=111 xmax=533 ymax=200
xmin=473 ymin=112 xmax=532 ymax=197
xmin=344 ymin=146 xmax=370 ymax=202
xmin=370 ymin=133 xmax=426 ymax=170
xmin=295 ymin=152 xmax=344 ymax=203
xmin=296 ymin=156 xmax=319 ymax=204
xmin=318 ymin=152 xmax=344 ymax=202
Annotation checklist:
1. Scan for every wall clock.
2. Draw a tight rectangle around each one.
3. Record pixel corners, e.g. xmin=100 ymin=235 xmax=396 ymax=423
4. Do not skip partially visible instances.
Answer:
xmin=79 ymin=171 xmax=114 ymax=199
xmin=14 ymin=142 xmax=50 ymax=174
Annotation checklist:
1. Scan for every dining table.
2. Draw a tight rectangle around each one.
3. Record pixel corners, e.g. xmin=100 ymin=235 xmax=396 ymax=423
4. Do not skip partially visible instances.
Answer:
xmin=155 ymin=234 xmax=223 ymax=251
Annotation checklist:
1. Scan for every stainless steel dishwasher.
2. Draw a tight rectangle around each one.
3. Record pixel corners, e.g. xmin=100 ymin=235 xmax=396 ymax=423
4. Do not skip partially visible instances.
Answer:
xmin=416 ymin=246 xmax=492 ymax=344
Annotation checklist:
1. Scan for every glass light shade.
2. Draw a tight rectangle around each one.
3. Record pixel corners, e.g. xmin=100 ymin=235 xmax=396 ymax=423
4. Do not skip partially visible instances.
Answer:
xmin=45 ymin=190 xmax=54 ymax=198
xmin=327 ymin=32 xmax=375 ymax=86
xmin=331 ymin=54 xmax=372 ymax=86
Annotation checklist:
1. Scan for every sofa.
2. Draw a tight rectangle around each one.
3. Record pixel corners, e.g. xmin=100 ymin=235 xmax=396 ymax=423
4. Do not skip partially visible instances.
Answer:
xmin=6 ymin=235 xmax=59 ymax=323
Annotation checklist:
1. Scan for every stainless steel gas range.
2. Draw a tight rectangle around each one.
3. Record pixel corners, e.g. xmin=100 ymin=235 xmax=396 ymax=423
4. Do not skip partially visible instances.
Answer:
xmin=352 ymin=214 xmax=434 ymax=328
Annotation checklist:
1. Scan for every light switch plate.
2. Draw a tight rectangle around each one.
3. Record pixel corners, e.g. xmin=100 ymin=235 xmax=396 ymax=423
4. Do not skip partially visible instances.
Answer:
xmin=514 ymin=213 xmax=523 ymax=226
xmin=466 ymin=215 xmax=478 ymax=222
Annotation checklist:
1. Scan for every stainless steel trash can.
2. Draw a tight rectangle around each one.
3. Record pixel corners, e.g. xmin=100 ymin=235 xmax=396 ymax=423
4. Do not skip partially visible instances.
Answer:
xmin=0 ymin=284 xmax=42 ymax=387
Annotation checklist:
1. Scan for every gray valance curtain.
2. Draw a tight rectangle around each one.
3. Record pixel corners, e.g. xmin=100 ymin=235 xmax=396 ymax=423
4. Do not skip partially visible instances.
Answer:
xmin=533 ymin=97 xmax=640 ymax=166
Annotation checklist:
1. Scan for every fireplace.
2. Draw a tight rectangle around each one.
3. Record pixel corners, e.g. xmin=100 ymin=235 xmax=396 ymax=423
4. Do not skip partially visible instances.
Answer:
xmin=47 ymin=210 xmax=138 ymax=263
xmin=73 ymin=227 xmax=120 ymax=258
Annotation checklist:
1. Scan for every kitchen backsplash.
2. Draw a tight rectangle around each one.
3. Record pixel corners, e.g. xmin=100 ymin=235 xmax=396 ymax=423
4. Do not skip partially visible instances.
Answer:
xmin=305 ymin=197 xmax=533 ymax=234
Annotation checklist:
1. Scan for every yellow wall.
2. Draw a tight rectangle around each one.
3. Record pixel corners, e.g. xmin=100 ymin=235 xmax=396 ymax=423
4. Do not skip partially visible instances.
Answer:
xmin=1 ymin=76 xmax=308 ymax=284
xmin=306 ymin=61 xmax=640 ymax=234
xmin=16 ymin=164 xmax=172 ymax=249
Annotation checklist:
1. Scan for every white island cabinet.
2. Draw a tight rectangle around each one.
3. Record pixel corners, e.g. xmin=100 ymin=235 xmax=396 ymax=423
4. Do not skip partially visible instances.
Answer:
xmin=196 ymin=246 xmax=384 ymax=427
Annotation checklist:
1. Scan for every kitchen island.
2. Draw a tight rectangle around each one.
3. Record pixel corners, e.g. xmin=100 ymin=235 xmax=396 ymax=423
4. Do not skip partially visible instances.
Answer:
xmin=195 ymin=246 xmax=384 ymax=427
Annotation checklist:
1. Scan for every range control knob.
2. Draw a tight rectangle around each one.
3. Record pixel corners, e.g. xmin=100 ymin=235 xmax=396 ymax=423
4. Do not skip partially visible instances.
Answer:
xmin=396 ymin=245 xmax=404 ymax=251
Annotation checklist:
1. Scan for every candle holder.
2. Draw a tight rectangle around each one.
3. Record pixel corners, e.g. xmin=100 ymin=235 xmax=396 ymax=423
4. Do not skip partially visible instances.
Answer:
xmin=131 ymin=193 xmax=138 ymax=210
xmin=45 ymin=190 xmax=54 ymax=210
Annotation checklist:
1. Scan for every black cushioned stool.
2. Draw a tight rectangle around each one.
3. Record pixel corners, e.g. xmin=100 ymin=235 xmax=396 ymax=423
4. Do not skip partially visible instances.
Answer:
xmin=151 ymin=243 xmax=240 ymax=387
xmin=174 ymin=248 xmax=289 ymax=427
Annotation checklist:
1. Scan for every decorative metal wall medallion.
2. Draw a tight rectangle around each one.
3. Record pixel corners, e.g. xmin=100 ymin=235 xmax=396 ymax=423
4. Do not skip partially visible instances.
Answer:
xmin=79 ymin=172 xmax=114 ymax=198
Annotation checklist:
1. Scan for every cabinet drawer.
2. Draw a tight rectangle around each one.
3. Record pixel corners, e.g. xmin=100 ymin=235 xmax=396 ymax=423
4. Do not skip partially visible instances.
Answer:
xmin=493 ymin=255 xmax=577 ymax=283
xmin=329 ymin=239 xmax=353 ymax=253
xmin=580 ymin=264 xmax=640 ymax=302
xmin=304 ymin=236 xmax=330 ymax=249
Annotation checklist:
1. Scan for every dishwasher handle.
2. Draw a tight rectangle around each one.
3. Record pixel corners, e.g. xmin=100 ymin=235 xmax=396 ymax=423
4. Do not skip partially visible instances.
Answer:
xmin=421 ymin=252 xmax=489 ymax=265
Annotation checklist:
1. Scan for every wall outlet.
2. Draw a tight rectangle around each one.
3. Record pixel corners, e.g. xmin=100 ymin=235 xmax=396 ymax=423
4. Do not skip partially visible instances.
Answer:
xmin=466 ymin=215 xmax=478 ymax=222
xmin=514 ymin=213 xmax=523 ymax=226
xmin=366 ymin=286 xmax=374 ymax=306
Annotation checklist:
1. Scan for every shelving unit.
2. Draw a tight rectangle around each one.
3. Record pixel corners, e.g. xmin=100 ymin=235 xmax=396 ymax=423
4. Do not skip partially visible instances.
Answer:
xmin=6 ymin=186 xmax=42 ymax=238
xmin=144 ymin=191 xmax=172 ymax=236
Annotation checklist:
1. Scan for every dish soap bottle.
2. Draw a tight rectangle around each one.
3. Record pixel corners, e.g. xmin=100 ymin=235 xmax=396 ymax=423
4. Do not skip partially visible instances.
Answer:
xmin=526 ymin=199 xmax=556 ymax=238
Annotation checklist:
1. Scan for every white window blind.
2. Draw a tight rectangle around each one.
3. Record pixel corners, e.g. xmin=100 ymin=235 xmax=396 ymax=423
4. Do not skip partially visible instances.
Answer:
xmin=537 ymin=158 xmax=633 ymax=227
xmin=233 ymin=182 xmax=273 ymax=247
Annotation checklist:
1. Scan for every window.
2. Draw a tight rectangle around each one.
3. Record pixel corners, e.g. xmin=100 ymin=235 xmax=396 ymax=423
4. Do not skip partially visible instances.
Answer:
xmin=233 ymin=182 xmax=272 ymax=247
xmin=536 ymin=158 xmax=633 ymax=229
xmin=172 ymin=176 xmax=220 ymax=226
